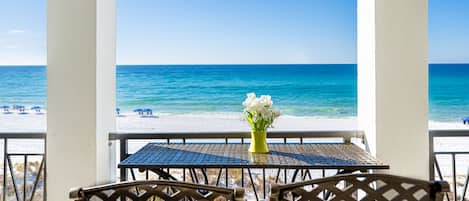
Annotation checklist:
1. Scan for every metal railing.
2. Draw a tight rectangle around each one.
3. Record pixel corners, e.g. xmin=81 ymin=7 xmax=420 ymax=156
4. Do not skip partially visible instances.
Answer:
xmin=1 ymin=129 xmax=467 ymax=200
xmin=430 ymin=130 xmax=469 ymax=201
xmin=109 ymin=130 xmax=367 ymax=200
xmin=0 ymin=132 xmax=46 ymax=201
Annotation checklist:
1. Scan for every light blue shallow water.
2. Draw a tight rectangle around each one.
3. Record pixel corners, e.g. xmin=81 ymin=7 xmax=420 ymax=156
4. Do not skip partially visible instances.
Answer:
xmin=0 ymin=64 xmax=468 ymax=122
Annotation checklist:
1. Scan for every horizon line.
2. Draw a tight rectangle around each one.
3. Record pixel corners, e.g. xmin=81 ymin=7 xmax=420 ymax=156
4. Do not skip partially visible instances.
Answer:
xmin=1 ymin=63 xmax=469 ymax=67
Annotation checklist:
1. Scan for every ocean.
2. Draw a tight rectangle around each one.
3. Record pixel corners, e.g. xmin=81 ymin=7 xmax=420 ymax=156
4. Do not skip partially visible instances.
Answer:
xmin=0 ymin=64 xmax=468 ymax=122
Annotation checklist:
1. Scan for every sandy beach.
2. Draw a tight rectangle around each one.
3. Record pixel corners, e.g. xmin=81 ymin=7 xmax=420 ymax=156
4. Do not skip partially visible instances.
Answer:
xmin=1 ymin=111 xmax=468 ymax=132
xmin=0 ymin=111 xmax=359 ymax=132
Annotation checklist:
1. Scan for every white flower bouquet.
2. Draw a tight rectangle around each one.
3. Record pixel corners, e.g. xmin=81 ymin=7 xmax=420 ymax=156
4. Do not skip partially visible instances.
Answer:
xmin=243 ymin=93 xmax=281 ymax=131
xmin=243 ymin=93 xmax=280 ymax=153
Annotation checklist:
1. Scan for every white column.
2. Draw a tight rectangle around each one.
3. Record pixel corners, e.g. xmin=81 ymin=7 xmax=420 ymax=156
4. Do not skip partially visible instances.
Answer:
xmin=357 ymin=0 xmax=429 ymax=179
xmin=47 ymin=0 xmax=116 ymax=199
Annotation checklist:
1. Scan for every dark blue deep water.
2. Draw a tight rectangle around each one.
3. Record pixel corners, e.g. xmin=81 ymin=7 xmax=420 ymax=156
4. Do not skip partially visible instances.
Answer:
xmin=0 ymin=64 xmax=468 ymax=121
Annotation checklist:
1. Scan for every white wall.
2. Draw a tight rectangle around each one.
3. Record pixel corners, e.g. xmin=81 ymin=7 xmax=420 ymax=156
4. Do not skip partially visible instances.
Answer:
xmin=358 ymin=0 xmax=429 ymax=179
xmin=47 ymin=0 xmax=116 ymax=200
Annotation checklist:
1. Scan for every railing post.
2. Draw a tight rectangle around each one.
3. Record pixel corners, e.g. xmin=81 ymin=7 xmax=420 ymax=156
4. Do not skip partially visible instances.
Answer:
xmin=429 ymin=131 xmax=435 ymax=180
xmin=109 ymin=140 xmax=117 ymax=182
xmin=3 ymin=138 xmax=6 ymax=201
xmin=44 ymin=136 xmax=47 ymax=201
xmin=24 ymin=155 xmax=27 ymax=201
xmin=119 ymin=138 xmax=128 ymax=181
xmin=452 ymin=153 xmax=457 ymax=200
xmin=344 ymin=136 xmax=352 ymax=144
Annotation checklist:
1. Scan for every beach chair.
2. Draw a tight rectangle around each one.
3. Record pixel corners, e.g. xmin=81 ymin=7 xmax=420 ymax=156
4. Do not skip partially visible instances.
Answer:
xmin=1 ymin=105 xmax=11 ymax=114
xmin=143 ymin=108 xmax=153 ymax=115
xmin=269 ymin=173 xmax=449 ymax=201
xmin=13 ymin=105 xmax=24 ymax=111
xmin=14 ymin=105 xmax=28 ymax=114
xmin=463 ymin=116 xmax=469 ymax=124
xmin=69 ymin=180 xmax=244 ymax=201
xmin=133 ymin=108 xmax=144 ymax=115
xmin=31 ymin=106 xmax=41 ymax=112
xmin=141 ymin=108 xmax=158 ymax=118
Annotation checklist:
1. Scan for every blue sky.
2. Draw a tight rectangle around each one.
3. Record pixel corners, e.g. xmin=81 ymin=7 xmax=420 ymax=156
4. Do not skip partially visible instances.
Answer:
xmin=429 ymin=0 xmax=469 ymax=63
xmin=0 ymin=0 xmax=467 ymax=65
xmin=0 ymin=0 xmax=46 ymax=65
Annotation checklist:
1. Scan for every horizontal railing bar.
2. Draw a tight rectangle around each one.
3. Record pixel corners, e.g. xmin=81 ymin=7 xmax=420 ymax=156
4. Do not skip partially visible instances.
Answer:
xmin=429 ymin=130 xmax=469 ymax=137
xmin=109 ymin=130 xmax=365 ymax=140
xmin=7 ymin=153 xmax=45 ymax=156
xmin=434 ymin=152 xmax=469 ymax=155
xmin=0 ymin=130 xmax=466 ymax=140
xmin=0 ymin=132 xmax=46 ymax=139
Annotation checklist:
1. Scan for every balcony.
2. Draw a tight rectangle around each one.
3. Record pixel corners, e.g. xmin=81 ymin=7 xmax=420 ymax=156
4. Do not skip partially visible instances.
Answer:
xmin=1 ymin=130 xmax=469 ymax=200
xmin=0 ymin=0 xmax=461 ymax=200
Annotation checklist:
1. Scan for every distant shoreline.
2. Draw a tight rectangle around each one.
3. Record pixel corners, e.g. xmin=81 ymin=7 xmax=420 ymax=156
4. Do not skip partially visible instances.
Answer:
xmin=1 ymin=111 xmax=467 ymax=132
xmin=1 ymin=63 xmax=469 ymax=67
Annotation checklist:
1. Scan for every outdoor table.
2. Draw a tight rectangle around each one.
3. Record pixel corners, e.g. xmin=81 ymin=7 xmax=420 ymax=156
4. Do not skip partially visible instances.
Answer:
xmin=119 ymin=143 xmax=388 ymax=200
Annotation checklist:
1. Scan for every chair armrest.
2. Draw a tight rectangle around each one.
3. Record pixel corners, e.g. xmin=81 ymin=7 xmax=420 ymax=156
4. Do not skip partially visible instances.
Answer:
xmin=433 ymin=180 xmax=450 ymax=192
xmin=269 ymin=184 xmax=280 ymax=201
xmin=234 ymin=188 xmax=245 ymax=201
xmin=431 ymin=181 xmax=450 ymax=201
xmin=69 ymin=187 xmax=83 ymax=200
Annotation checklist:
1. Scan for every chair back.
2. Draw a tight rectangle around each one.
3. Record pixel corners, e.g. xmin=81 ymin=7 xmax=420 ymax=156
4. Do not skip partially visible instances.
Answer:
xmin=269 ymin=173 xmax=449 ymax=201
xmin=70 ymin=180 xmax=244 ymax=201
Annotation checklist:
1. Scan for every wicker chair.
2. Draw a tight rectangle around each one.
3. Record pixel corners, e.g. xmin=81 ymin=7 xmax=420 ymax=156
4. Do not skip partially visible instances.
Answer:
xmin=69 ymin=180 xmax=245 ymax=201
xmin=269 ymin=173 xmax=449 ymax=201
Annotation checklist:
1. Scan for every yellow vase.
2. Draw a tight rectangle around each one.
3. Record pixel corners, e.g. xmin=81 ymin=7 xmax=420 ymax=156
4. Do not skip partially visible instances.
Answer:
xmin=248 ymin=130 xmax=269 ymax=153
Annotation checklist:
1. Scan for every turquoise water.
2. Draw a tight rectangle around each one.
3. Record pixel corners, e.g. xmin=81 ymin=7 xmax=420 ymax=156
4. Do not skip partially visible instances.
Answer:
xmin=0 ymin=64 xmax=468 ymax=121
xmin=429 ymin=64 xmax=469 ymax=121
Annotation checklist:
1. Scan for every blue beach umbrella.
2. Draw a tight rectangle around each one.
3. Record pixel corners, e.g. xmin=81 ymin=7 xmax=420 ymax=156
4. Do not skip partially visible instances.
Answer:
xmin=133 ymin=108 xmax=144 ymax=115
xmin=463 ymin=117 xmax=469 ymax=124
xmin=1 ymin=105 xmax=10 ymax=112
xmin=143 ymin=108 xmax=153 ymax=115
xmin=14 ymin=105 xmax=25 ymax=112
xmin=2 ymin=105 xmax=13 ymax=114
xmin=14 ymin=105 xmax=27 ymax=114
xmin=31 ymin=106 xmax=41 ymax=112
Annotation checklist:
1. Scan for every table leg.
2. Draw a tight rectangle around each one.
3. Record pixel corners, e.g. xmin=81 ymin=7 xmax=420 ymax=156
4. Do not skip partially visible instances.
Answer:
xmin=130 ymin=168 xmax=137 ymax=180
xmin=225 ymin=168 xmax=228 ymax=187
xmin=241 ymin=168 xmax=244 ymax=187
xmin=247 ymin=168 xmax=259 ymax=201
xmin=189 ymin=168 xmax=196 ymax=183
xmin=275 ymin=169 xmax=281 ymax=183
xmin=215 ymin=168 xmax=223 ymax=186
xmin=263 ymin=168 xmax=266 ymax=199
xmin=284 ymin=169 xmax=287 ymax=184
xmin=302 ymin=169 xmax=312 ymax=181
xmin=191 ymin=168 xmax=200 ymax=183
xmin=291 ymin=169 xmax=300 ymax=183
xmin=201 ymin=168 xmax=209 ymax=185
